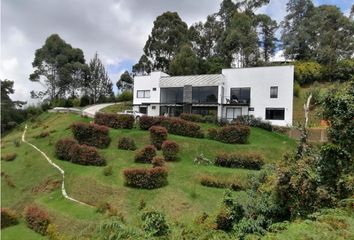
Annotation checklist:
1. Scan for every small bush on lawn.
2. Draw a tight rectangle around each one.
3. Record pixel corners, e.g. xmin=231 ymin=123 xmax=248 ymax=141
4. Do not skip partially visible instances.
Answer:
xmin=123 ymin=167 xmax=168 ymax=189
xmin=152 ymin=156 xmax=166 ymax=168
xmin=149 ymin=126 xmax=168 ymax=149
xmin=118 ymin=137 xmax=137 ymax=150
xmin=1 ymin=153 xmax=17 ymax=161
xmin=103 ymin=165 xmax=113 ymax=176
xmin=216 ymin=125 xmax=250 ymax=144
xmin=134 ymin=145 xmax=157 ymax=163
xmin=71 ymin=122 xmax=110 ymax=148
xmin=142 ymin=210 xmax=169 ymax=237
xmin=95 ymin=112 xmax=134 ymax=129
xmin=25 ymin=205 xmax=50 ymax=235
xmin=1 ymin=208 xmax=19 ymax=229
xmin=215 ymin=152 xmax=264 ymax=170
xmin=199 ymin=175 xmax=244 ymax=191
xmin=69 ymin=144 xmax=106 ymax=166
xmin=161 ymin=141 xmax=179 ymax=161
xmin=55 ymin=138 xmax=78 ymax=161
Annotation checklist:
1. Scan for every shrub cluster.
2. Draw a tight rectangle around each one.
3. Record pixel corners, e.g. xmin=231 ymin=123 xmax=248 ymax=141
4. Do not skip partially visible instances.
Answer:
xmin=139 ymin=116 xmax=204 ymax=138
xmin=215 ymin=152 xmax=264 ymax=170
xmin=118 ymin=137 xmax=137 ymax=150
xmin=123 ymin=167 xmax=168 ymax=189
xmin=94 ymin=112 xmax=134 ymax=129
xmin=1 ymin=208 xmax=18 ymax=229
xmin=1 ymin=153 xmax=17 ymax=161
xmin=25 ymin=205 xmax=50 ymax=235
xmin=55 ymin=138 xmax=106 ymax=166
xmin=142 ymin=210 xmax=170 ymax=236
xmin=149 ymin=126 xmax=168 ymax=149
xmin=71 ymin=122 xmax=110 ymax=148
xmin=208 ymin=125 xmax=250 ymax=144
xmin=180 ymin=113 xmax=217 ymax=123
xmin=134 ymin=145 xmax=157 ymax=163
xmin=161 ymin=140 xmax=179 ymax=161
xmin=199 ymin=175 xmax=244 ymax=191
xmin=152 ymin=156 xmax=166 ymax=168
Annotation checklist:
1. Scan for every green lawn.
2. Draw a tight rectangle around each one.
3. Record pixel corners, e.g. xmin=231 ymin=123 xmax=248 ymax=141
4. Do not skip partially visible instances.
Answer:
xmin=1 ymin=112 xmax=296 ymax=238
xmin=100 ymin=101 xmax=132 ymax=113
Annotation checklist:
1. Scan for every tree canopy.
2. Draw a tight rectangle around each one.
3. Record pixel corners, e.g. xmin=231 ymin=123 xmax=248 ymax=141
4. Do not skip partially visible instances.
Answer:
xmin=169 ymin=44 xmax=200 ymax=76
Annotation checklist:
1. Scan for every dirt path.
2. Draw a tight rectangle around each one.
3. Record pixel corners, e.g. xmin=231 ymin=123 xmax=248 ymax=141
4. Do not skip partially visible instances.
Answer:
xmin=21 ymin=124 xmax=91 ymax=207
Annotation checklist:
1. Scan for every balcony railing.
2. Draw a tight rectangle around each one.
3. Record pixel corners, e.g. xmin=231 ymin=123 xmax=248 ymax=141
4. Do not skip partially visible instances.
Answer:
xmin=223 ymin=97 xmax=250 ymax=106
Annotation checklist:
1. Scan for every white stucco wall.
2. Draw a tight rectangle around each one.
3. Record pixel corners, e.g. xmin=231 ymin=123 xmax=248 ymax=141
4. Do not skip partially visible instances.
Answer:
xmin=222 ymin=66 xmax=294 ymax=126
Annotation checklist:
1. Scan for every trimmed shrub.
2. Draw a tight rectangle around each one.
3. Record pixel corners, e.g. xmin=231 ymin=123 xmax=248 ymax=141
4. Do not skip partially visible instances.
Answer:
xmin=139 ymin=116 xmax=204 ymax=138
xmin=71 ymin=122 xmax=110 ymax=148
xmin=207 ymin=128 xmax=218 ymax=140
xmin=134 ymin=145 xmax=157 ymax=163
xmin=149 ymin=126 xmax=168 ymax=149
xmin=161 ymin=141 xmax=179 ymax=161
xmin=142 ymin=210 xmax=169 ymax=236
xmin=199 ymin=175 xmax=244 ymax=191
xmin=55 ymin=138 xmax=78 ymax=161
xmin=234 ymin=115 xmax=272 ymax=132
xmin=25 ymin=205 xmax=50 ymax=235
xmin=1 ymin=153 xmax=17 ymax=161
xmin=123 ymin=167 xmax=168 ymax=189
xmin=216 ymin=125 xmax=250 ymax=144
xmin=215 ymin=152 xmax=264 ymax=170
xmin=152 ymin=156 xmax=166 ymax=168
xmin=118 ymin=137 xmax=137 ymax=150
xmin=1 ymin=208 xmax=19 ymax=229
xmin=69 ymin=144 xmax=106 ymax=166
xmin=180 ymin=113 xmax=203 ymax=122
xmin=103 ymin=165 xmax=113 ymax=176
xmin=95 ymin=112 xmax=134 ymax=129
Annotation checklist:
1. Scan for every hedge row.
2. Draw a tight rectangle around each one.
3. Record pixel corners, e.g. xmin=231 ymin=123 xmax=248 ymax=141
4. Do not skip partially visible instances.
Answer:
xmin=134 ymin=145 xmax=157 ymax=163
xmin=180 ymin=113 xmax=217 ymax=124
xmin=149 ymin=126 xmax=168 ymax=149
xmin=199 ymin=175 xmax=244 ymax=191
xmin=71 ymin=122 xmax=110 ymax=148
xmin=94 ymin=112 xmax=134 ymax=129
xmin=139 ymin=116 xmax=204 ymax=138
xmin=214 ymin=152 xmax=264 ymax=170
xmin=1 ymin=208 xmax=18 ymax=229
xmin=55 ymin=138 xmax=106 ymax=166
xmin=208 ymin=125 xmax=250 ymax=144
xmin=25 ymin=205 xmax=50 ymax=235
xmin=123 ymin=167 xmax=168 ymax=189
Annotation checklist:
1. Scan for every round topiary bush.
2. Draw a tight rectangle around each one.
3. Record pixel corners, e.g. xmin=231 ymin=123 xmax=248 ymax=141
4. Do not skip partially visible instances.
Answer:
xmin=152 ymin=156 xmax=166 ymax=168
xmin=69 ymin=144 xmax=106 ymax=166
xmin=25 ymin=205 xmax=50 ymax=235
xmin=118 ymin=137 xmax=137 ymax=151
xmin=149 ymin=126 xmax=168 ymax=150
xmin=161 ymin=141 xmax=179 ymax=161
xmin=134 ymin=145 xmax=157 ymax=163
xmin=55 ymin=138 xmax=78 ymax=161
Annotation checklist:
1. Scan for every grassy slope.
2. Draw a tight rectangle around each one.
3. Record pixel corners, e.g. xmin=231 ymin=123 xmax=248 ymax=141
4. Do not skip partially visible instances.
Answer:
xmin=100 ymin=101 xmax=132 ymax=113
xmin=1 ymin=112 xmax=295 ymax=238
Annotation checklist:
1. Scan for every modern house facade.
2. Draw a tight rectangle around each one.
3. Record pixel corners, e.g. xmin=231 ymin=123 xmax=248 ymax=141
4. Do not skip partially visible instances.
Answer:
xmin=133 ymin=65 xmax=294 ymax=126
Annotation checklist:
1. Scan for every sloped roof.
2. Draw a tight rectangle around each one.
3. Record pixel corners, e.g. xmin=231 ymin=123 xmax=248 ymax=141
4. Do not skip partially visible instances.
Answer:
xmin=159 ymin=74 xmax=224 ymax=87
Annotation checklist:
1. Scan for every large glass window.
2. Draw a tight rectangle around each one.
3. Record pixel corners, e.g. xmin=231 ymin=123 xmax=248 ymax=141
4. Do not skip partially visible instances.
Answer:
xmin=270 ymin=86 xmax=278 ymax=98
xmin=265 ymin=108 xmax=285 ymax=120
xmin=160 ymin=106 xmax=183 ymax=117
xmin=230 ymin=88 xmax=250 ymax=104
xmin=160 ymin=88 xmax=183 ymax=103
xmin=191 ymin=107 xmax=217 ymax=116
xmin=192 ymin=86 xmax=218 ymax=103
xmin=137 ymin=90 xmax=150 ymax=98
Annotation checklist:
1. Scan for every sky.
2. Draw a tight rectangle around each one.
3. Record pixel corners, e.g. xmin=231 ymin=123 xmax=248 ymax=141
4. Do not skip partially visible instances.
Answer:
xmin=1 ymin=0 xmax=352 ymax=103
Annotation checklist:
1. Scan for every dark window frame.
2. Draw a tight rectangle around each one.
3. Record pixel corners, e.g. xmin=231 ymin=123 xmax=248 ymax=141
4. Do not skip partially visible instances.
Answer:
xmin=160 ymin=87 xmax=183 ymax=104
xmin=270 ymin=86 xmax=278 ymax=98
xmin=230 ymin=87 xmax=251 ymax=104
xmin=137 ymin=90 xmax=150 ymax=98
xmin=265 ymin=108 xmax=285 ymax=120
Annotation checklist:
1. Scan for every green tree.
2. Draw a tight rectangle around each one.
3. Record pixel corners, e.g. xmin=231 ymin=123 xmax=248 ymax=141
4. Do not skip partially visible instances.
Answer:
xmin=143 ymin=12 xmax=188 ymax=72
xmin=29 ymin=34 xmax=86 ymax=100
xmin=255 ymin=14 xmax=278 ymax=62
xmin=132 ymin=55 xmax=152 ymax=76
xmin=116 ymin=71 xmax=133 ymax=92
xmin=169 ymin=44 xmax=199 ymax=76
xmin=84 ymin=53 xmax=114 ymax=104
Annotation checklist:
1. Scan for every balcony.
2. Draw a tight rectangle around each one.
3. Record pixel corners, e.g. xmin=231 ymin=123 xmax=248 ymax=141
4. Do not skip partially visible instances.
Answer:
xmin=222 ymin=96 xmax=250 ymax=106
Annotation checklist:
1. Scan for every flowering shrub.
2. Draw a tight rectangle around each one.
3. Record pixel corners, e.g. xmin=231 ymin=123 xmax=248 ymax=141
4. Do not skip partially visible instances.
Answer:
xmin=215 ymin=125 xmax=250 ymax=144
xmin=118 ymin=137 xmax=137 ymax=150
xmin=152 ymin=156 xmax=166 ymax=168
xmin=149 ymin=126 xmax=168 ymax=149
xmin=55 ymin=138 xmax=78 ymax=161
xmin=134 ymin=145 xmax=157 ymax=163
xmin=161 ymin=141 xmax=179 ymax=161
xmin=215 ymin=152 xmax=264 ymax=170
xmin=71 ymin=122 xmax=110 ymax=148
xmin=69 ymin=144 xmax=106 ymax=166
xmin=1 ymin=208 xmax=18 ymax=229
xmin=123 ymin=167 xmax=168 ymax=189
xmin=25 ymin=205 xmax=50 ymax=235
xmin=94 ymin=112 xmax=134 ymax=129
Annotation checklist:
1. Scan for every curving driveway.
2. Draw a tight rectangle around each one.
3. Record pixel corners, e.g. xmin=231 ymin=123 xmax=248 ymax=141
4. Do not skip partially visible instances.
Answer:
xmin=81 ymin=103 xmax=116 ymax=117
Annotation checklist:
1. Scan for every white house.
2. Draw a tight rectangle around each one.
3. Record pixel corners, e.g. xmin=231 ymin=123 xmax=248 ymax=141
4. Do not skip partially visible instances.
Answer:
xmin=133 ymin=65 xmax=294 ymax=126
